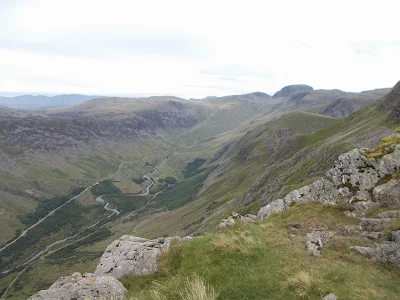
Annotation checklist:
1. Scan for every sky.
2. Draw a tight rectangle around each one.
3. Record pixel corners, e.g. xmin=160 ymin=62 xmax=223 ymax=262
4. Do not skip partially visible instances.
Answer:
xmin=0 ymin=0 xmax=399 ymax=98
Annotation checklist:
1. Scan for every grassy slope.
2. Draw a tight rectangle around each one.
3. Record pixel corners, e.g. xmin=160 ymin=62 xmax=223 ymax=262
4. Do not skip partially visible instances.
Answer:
xmin=122 ymin=203 xmax=400 ymax=300
xmin=122 ymin=104 xmax=394 ymax=241
xmin=1 ymin=93 xmax=397 ymax=298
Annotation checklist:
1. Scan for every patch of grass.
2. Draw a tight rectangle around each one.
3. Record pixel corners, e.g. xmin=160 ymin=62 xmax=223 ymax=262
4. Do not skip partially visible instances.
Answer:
xmin=129 ymin=274 xmax=218 ymax=300
xmin=122 ymin=203 xmax=400 ymax=300
xmin=340 ymin=181 xmax=360 ymax=194
xmin=283 ymin=271 xmax=321 ymax=298
xmin=210 ymin=229 xmax=261 ymax=254
xmin=364 ymin=135 xmax=400 ymax=159
xmin=376 ymin=172 xmax=400 ymax=186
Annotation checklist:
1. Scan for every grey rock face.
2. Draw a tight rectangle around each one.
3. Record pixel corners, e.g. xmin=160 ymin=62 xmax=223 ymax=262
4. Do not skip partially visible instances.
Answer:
xmin=373 ymin=179 xmax=400 ymax=208
xmin=28 ymin=272 xmax=126 ymax=300
xmin=257 ymin=141 xmax=400 ymax=221
xmin=360 ymin=218 xmax=391 ymax=232
xmin=350 ymin=230 xmax=400 ymax=265
xmin=322 ymin=293 xmax=338 ymax=300
xmin=95 ymin=235 xmax=178 ymax=279
xmin=306 ymin=229 xmax=333 ymax=256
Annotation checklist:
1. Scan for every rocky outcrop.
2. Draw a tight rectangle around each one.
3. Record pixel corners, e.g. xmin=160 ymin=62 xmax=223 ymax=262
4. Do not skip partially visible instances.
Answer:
xmin=350 ymin=230 xmax=400 ymax=265
xmin=95 ymin=235 xmax=191 ymax=279
xmin=28 ymin=272 xmax=126 ymax=300
xmin=31 ymin=235 xmax=192 ymax=299
xmin=305 ymin=229 xmax=334 ymax=256
xmin=218 ymin=136 xmax=400 ymax=266
xmin=257 ymin=139 xmax=400 ymax=220
xmin=217 ymin=212 xmax=256 ymax=228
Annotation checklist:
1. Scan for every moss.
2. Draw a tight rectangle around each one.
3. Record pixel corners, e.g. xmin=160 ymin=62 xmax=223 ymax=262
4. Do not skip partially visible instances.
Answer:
xmin=364 ymin=135 xmax=400 ymax=159
xmin=337 ymin=201 xmax=355 ymax=212
xmin=376 ymin=172 xmax=400 ymax=186
xmin=340 ymin=182 xmax=360 ymax=194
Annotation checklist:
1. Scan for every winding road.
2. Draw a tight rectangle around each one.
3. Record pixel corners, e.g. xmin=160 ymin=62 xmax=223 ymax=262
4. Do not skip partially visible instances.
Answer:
xmin=0 ymin=158 xmax=167 ymax=272
xmin=0 ymin=159 xmax=133 ymax=254
xmin=0 ymin=157 xmax=170 ymax=299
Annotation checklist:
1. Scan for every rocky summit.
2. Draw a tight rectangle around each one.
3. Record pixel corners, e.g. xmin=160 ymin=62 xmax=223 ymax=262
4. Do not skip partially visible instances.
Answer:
xmin=273 ymin=84 xmax=314 ymax=98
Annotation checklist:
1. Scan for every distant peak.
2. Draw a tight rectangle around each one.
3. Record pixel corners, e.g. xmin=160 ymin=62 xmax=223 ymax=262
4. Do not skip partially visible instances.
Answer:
xmin=273 ymin=84 xmax=314 ymax=98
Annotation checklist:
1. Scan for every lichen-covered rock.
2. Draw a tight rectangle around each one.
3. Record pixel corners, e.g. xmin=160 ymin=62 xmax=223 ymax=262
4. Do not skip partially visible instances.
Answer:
xmin=94 ymin=235 xmax=181 ymax=279
xmin=373 ymin=179 xmax=400 ymax=208
xmin=28 ymin=272 xmax=126 ymax=300
xmin=305 ymin=229 xmax=333 ymax=256
xmin=256 ymin=142 xmax=400 ymax=221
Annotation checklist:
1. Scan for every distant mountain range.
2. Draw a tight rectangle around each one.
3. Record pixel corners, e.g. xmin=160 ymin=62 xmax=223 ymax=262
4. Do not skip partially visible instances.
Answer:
xmin=0 ymin=94 xmax=104 ymax=110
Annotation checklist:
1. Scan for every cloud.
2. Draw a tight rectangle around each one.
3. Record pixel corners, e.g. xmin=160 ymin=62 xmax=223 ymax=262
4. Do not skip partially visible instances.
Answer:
xmin=1 ymin=0 xmax=400 ymax=97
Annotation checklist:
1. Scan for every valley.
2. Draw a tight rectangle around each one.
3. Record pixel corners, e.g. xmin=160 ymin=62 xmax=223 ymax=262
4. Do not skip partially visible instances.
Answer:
xmin=0 ymin=83 xmax=399 ymax=299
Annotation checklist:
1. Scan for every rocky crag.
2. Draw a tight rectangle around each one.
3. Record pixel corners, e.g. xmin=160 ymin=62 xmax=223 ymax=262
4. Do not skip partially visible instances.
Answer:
xmin=220 ymin=132 xmax=400 ymax=264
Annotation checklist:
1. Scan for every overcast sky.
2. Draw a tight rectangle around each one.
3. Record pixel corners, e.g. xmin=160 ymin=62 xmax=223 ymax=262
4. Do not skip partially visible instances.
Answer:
xmin=0 ymin=0 xmax=399 ymax=98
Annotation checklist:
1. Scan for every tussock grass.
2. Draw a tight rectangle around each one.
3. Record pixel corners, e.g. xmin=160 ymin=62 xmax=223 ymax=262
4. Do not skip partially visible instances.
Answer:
xmin=129 ymin=274 xmax=217 ymax=300
xmin=283 ymin=271 xmax=321 ymax=298
xmin=210 ymin=229 xmax=261 ymax=254
xmin=180 ymin=275 xmax=219 ymax=300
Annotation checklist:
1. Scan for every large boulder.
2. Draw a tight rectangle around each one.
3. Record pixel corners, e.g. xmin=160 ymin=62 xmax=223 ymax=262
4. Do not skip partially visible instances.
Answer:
xmin=28 ymin=272 xmax=126 ymax=300
xmin=95 ymin=235 xmax=188 ymax=279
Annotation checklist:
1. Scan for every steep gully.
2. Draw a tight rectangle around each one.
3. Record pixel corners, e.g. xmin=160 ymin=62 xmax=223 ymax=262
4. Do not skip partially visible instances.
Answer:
xmin=0 ymin=158 xmax=166 ymax=277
